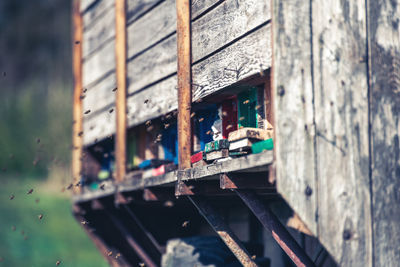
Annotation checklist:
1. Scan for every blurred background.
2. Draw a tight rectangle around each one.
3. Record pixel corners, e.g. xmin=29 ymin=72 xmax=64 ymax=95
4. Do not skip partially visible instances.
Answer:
xmin=0 ymin=0 xmax=107 ymax=266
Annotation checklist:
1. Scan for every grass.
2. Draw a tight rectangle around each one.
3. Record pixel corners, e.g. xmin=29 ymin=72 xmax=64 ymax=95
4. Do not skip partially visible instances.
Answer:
xmin=0 ymin=176 xmax=108 ymax=267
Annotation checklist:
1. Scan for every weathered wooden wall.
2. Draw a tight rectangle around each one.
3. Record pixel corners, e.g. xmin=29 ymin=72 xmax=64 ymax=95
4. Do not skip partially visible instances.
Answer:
xmin=273 ymin=0 xmax=399 ymax=266
xmin=80 ymin=0 xmax=271 ymax=145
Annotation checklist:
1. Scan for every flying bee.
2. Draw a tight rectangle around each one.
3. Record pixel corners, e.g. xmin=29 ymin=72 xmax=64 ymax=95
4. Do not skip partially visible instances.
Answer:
xmin=147 ymin=125 xmax=154 ymax=132
xmin=109 ymin=108 xmax=114 ymax=113
xmin=80 ymin=95 xmax=85 ymax=100
xmin=226 ymin=124 xmax=233 ymax=130
xmin=27 ymin=189 xmax=34 ymax=194
xmin=75 ymin=181 xmax=81 ymax=187
xmin=36 ymin=138 xmax=41 ymax=144
xmin=164 ymin=200 xmax=174 ymax=207
xmin=112 ymin=87 xmax=118 ymax=92
xmin=107 ymin=251 xmax=113 ymax=256
xmin=11 ymin=225 xmax=16 ymax=231
xmin=182 ymin=220 xmax=190 ymax=228
xmin=190 ymin=112 xmax=196 ymax=118
xmin=145 ymin=120 xmax=151 ymax=126
xmin=99 ymin=184 xmax=105 ymax=190
xmin=139 ymin=262 xmax=145 ymax=267
xmin=164 ymin=123 xmax=170 ymax=129
xmin=144 ymin=99 xmax=149 ymax=104
xmin=206 ymin=130 xmax=213 ymax=135
xmin=84 ymin=110 xmax=91 ymax=115
xmin=251 ymin=255 xmax=256 ymax=260
xmin=75 ymin=40 xmax=80 ymax=44
xmin=38 ymin=214 xmax=43 ymax=220
xmin=115 ymin=253 xmax=121 ymax=259
xmin=78 ymin=131 xmax=84 ymax=137
xmin=10 ymin=194 xmax=15 ymax=200
xmin=198 ymin=117 xmax=204 ymax=122
xmin=243 ymin=100 xmax=250 ymax=104
xmin=222 ymin=111 xmax=228 ymax=117
xmin=239 ymin=116 xmax=245 ymax=121
xmin=81 ymin=220 xmax=88 ymax=225
xmin=255 ymin=104 xmax=261 ymax=110
xmin=67 ymin=184 xmax=73 ymax=190
xmin=83 ymin=88 xmax=87 ymax=93
xmin=56 ymin=260 xmax=61 ymax=266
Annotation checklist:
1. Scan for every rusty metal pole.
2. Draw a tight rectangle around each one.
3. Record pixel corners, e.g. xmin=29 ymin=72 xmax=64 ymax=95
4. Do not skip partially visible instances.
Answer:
xmin=115 ymin=0 xmax=127 ymax=182
xmin=188 ymin=196 xmax=259 ymax=267
xmin=176 ymin=0 xmax=192 ymax=170
xmin=72 ymin=0 xmax=83 ymax=194
xmin=235 ymin=190 xmax=316 ymax=267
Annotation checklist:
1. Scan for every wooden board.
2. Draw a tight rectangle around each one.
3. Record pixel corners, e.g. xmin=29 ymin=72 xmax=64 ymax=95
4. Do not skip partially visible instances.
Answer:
xmin=127 ymin=0 xmax=176 ymax=60
xmin=83 ymin=5 xmax=115 ymax=58
xmin=83 ymin=106 xmax=116 ymax=145
xmin=126 ymin=0 xmax=162 ymax=24
xmin=312 ymin=1 xmax=372 ymax=265
xmin=83 ymin=73 xmax=116 ymax=117
xmin=83 ymin=40 xmax=115 ymax=88
xmin=272 ymin=0 xmax=317 ymax=237
xmin=368 ymin=1 xmax=400 ymax=266
xmin=191 ymin=0 xmax=270 ymax=62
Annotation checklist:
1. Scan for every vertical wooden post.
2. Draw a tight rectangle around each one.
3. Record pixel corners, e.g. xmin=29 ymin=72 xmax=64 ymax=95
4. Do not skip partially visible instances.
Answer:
xmin=115 ymin=0 xmax=127 ymax=182
xmin=72 ymin=0 xmax=83 ymax=194
xmin=176 ymin=0 xmax=192 ymax=170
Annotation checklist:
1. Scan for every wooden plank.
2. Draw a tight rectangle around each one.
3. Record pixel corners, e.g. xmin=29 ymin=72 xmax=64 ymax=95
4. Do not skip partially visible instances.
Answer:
xmin=82 ymin=73 xmax=116 ymax=117
xmin=126 ymin=76 xmax=177 ymax=127
xmin=312 ymin=1 xmax=372 ymax=265
xmin=82 ymin=0 xmax=115 ymax=30
xmin=83 ymin=5 xmax=115 ymax=58
xmin=191 ymin=0 xmax=270 ymax=62
xmin=127 ymin=0 xmax=176 ymax=59
xmin=127 ymin=0 xmax=161 ymax=24
xmin=176 ymin=0 xmax=192 ymax=170
xmin=80 ymin=0 xmax=97 ymax=12
xmin=115 ymin=0 xmax=127 ymax=183
xmin=83 ymin=106 xmax=116 ymax=145
xmin=83 ymin=40 xmax=115 ymax=88
xmin=368 ymin=1 xmax=400 ymax=266
xmin=193 ymin=25 xmax=271 ymax=100
xmin=72 ymin=0 xmax=84 ymax=194
xmin=272 ymin=0 xmax=317 ymax=236
xmin=191 ymin=0 xmax=221 ymax=19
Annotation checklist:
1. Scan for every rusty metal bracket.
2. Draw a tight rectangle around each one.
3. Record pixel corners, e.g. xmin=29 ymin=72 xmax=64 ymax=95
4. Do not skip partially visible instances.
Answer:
xmin=219 ymin=173 xmax=274 ymax=190
xmin=188 ymin=196 xmax=259 ymax=267
xmin=235 ymin=190 xmax=316 ymax=267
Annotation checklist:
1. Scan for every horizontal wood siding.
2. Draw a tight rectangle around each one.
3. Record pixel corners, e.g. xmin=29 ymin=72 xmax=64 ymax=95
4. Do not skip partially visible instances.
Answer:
xmin=82 ymin=0 xmax=271 ymax=145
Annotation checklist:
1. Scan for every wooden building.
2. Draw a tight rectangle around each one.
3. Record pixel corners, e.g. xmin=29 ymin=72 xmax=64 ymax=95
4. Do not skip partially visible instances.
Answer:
xmin=71 ymin=0 xmax=399 ymax=266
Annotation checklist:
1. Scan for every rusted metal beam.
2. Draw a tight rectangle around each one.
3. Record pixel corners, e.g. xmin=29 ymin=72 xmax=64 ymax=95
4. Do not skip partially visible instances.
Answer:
xmin=176 ymin=0 xmax=192 ymax=170
xmin=235 ymin=190 xmax=316 ymax=267
xmin=188 ymin=196 xmax=259 ymax=267
xmin=115 ymin=0 xmax=127 ymax=182
xmin=72 ymin=0 xmax=83 ymax=194
xmin=106 ymin=211 xmax=158 ymax=267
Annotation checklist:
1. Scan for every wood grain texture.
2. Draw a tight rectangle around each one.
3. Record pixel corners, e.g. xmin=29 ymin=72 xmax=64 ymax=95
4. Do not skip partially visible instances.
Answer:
xmin=368 ymin=0 xmax=400 ymax=266
xmin=83 ymin=106 xmax=116 ymax=145
xmin=83 ymin=40 xmax=115 ymax=88
xmin=82 ymin=73 xmax=116 ymax=117
xmin=176 ymin=0 xmax=192 ymax=170
xmin=83 ymin=5 xmax=115 ymax=58
xmin=193 ymin=25 xmax=271 ymax=101
xmin=272 ymin=0 xmax=317 ymax=236
xmin=191 ymin=0 xmax=270 ymax=62
xmin=72 ymin=0 xmax=84 ymax=193
xmin=191 ymin=0 xmax=220 ymax=19
xmin=126 ymin=76 xmax=177 ymax=127
xmin=312 ymin=1 xmax=372 ymax=265
xmin=115 ymin=0 xmax=127 ymax=182
xmin=82 ymin=0 xmax=114 ymax=30
xmin=126 ymin=0 xmax=161 ymax=24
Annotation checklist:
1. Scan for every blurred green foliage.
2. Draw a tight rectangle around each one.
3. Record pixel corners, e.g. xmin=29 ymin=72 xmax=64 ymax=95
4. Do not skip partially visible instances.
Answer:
xmin=0 ymin=0 xmax=108 ymax=266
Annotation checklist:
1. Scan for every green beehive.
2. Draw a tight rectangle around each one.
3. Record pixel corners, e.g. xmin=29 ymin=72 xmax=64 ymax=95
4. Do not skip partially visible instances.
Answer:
xmin=204 ymin=139 xmax=229 ymax=153
xmin=251 ymin=138 xmax=274 ymax=154
xmin=238 ymin=87 xmax=258 ymax=128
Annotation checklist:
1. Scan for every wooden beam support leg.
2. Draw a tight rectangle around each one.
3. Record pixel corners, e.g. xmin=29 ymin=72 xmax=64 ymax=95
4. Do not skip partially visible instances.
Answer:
xmin=105 ymin=210 xmax=158 ymax=267
xmin=235 ymin=190 xmax=315 ymax=267
xmin=72 ymin=0 xmax=83 ymax=194
xmin=115 ymin=0 xmax=127 ymax=182
xmin=188 ymin=196 xmax=259 ymax=267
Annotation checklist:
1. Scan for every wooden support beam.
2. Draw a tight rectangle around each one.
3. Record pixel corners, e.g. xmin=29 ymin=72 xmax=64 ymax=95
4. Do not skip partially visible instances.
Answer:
xmin=235 ymin=190 xmax=315 ymax=267
xmin=115 ymin=0 xmax=127 ymax=182
xmin=73 ymin=207 xmax=125 ymax=267
xmin=106 ymin=210 xmax=158 ymax=267
xmin=176 ymin=0 xmax=192 ymax=170
xmin=188 ymin=196 xmax=259 ymax=267
xmin=219 ymin=173 xmax=274 ymax=190
xmin=72 ymin=0 xmax=83 ymax=194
